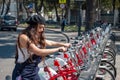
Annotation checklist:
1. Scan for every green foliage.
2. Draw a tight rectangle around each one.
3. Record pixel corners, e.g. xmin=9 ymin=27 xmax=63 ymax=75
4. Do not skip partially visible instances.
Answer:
xmin=64 ymin=25 xmax=78 ymax=32
xmin=100 ymin=0 xmax=120 ymax=11
xmin=115 ymin=0 xmax=120 ymax=8
xmin=45 ymin=0 xmax=59 ymax=11
xmin=46 ymin=24 xmax=60 ymax=28
xmin=101 ymin=0 xmax=113 ymax=10
xmin=45 ymin=24 xmax=78 ymax=32
xmin=45 ymin=25 xmax=86 ymax=32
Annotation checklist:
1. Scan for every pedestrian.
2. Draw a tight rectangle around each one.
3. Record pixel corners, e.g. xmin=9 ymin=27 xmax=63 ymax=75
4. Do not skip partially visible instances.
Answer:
xmin=12 ymin=14 xmax=70 ymax=80
xmin=61 ymin=17 xmax=67 ymax=32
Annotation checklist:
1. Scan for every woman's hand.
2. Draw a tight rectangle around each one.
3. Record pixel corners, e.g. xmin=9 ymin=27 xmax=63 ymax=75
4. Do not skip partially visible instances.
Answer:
xmin=59 ymin=46 xmax=68 ymax=52
xmin=64 ymin=43 xmax=71 ymax=48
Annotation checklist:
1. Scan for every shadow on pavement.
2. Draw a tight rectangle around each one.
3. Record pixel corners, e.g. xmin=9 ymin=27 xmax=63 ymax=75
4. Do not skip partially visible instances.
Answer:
xmin=0 ymin=31 xmax=17 ymax=58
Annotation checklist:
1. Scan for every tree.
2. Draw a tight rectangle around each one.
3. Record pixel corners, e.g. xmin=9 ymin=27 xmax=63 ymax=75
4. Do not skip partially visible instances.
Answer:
xmin=85 ymin=0 xmax=95 ymax=31
xmin=0 ymin=0 xmax=3 ymax=14
xmin=4 ymin=0 xmax=11 ymax=15
xmin=45 ymin=0 xmax=60 ymax=22
xmin=1 ymin=0 xmax=5 ymax=15
xmin=34 ymin=0 xmax=44 ymax=15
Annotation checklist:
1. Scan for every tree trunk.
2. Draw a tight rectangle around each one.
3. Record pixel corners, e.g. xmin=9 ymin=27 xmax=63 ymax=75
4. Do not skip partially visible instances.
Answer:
xmin=85 ymin=0 xmax=96 ymax=31
xmin=22 ymin=0 xmax=29 ymax=17
xmin=5 ymin=0 xmax=11 ymax=15
xmin=1 ymin=0 xmax=5 ymax=15
xmin=34 ymin=0 xmax=44 ymax=15
xmin=65 ymin=0 xmax=70 ymax=24
xmin=53 ymin=1 xmax=60 ymax=23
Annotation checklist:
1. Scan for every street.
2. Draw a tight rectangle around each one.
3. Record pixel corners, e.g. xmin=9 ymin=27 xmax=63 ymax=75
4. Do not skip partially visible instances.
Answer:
xmin=0 ymin=29 xmax=18 ymax=80
xmin=0 ymin=30 xmax=18 ymax=80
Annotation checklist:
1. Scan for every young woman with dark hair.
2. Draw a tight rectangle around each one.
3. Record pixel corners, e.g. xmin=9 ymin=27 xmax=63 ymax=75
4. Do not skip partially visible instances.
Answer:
xmin=12 ymin=15 xmax=70 ymax=80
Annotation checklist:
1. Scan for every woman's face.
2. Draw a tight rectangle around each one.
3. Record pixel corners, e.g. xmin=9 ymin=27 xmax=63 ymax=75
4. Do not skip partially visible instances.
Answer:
xmin=36 ymin=24 xmax=45 ymax=36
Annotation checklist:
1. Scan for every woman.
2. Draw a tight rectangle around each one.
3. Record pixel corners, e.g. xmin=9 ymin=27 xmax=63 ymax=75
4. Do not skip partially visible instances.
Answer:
xmin=12 ymin=15 xmax=70 ymax=80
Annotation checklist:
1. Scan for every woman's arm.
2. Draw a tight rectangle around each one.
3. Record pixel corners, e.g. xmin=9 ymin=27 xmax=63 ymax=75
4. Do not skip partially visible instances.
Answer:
xmin=45 ymin=40 xmax=71 ymax=47
xmin=29 ymin=43 xmax=66 ymax=56
xmin=19 ymin=34 xmax=67 ymax=57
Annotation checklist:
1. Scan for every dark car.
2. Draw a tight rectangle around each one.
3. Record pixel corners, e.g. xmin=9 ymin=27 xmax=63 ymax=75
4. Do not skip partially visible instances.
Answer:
xmin=0 ymin=15 xmax=18 ymax=31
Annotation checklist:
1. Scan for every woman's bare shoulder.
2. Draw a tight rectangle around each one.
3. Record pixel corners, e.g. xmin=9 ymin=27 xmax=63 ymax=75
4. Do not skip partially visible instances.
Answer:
xmin=19 ymin=34 xmax=29 ymax=47
xmin=19 ymin=34 xmax=28 ymax=40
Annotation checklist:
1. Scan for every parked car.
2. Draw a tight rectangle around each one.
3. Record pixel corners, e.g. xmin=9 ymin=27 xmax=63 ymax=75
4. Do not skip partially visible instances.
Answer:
xmin=0 ymin=15 xmax=18 ymax=31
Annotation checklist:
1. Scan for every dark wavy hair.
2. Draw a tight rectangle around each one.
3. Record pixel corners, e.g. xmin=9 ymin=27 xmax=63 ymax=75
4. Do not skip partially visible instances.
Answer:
xmin=15 ymin=15 xmax=46 ymax=63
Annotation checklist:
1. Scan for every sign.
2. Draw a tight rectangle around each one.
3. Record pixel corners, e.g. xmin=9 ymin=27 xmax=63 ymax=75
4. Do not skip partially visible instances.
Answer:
xmin=28 ymin=3 xmax=33 ymax=9
xmin=59 ymin=0 xmax=66 ymax=4
xmin=60 ymin=4 xmax=65 ymax=9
